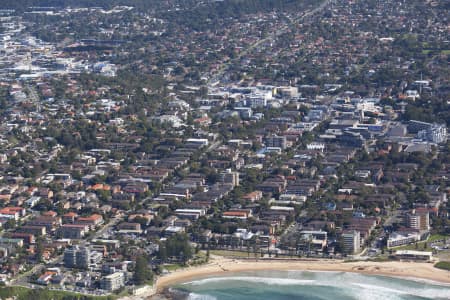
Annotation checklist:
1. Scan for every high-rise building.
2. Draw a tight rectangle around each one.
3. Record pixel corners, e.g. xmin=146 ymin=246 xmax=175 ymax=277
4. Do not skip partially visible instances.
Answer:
xmin=63 ymin=246 xmax=90 ymax=269
xmin=342 ymin=230 xmax=360 ymax=254
xmin=76 ymin=246 xmax=90 ymax=269
xmin=407 ymin=209 xmax=430 ymax=231
xmin=63 ymin=247 xmax=77 ymax=268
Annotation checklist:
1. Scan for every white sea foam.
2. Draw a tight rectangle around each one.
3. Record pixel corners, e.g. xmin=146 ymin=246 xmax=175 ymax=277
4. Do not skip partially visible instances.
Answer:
xmin=184 ymin=276 xmax=316 ymax=286
xmin=181 ymin=272 xmax=450 ymax=300
xmin=295 ymin=270 xmax=342 ymax=274
xmin=352 ymin=283 xmax=409 ymax=295
xmin=396 ymin=276 xmax=450 ymax=287
xmin=352 ymin=282 xmax=450 ymax=299
xmin=187 ymin=292 xmax=218 ymax=300
xmin=351 ymin=286 xmax=406 ymax=300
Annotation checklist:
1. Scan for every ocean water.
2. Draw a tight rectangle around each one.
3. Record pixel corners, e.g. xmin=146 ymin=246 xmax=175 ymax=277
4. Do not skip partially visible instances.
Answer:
xmin=172 ymin=270 xmax=450 ymax=300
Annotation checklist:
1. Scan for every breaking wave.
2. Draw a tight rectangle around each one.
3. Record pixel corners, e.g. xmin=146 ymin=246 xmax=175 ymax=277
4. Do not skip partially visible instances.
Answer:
xmin=184 ymin=276 xmax=315 ymax=286
xmin=176 ymin=270 xmax=450 ymax=300
xmin=187 ymin=292 xmax=218 ymax=300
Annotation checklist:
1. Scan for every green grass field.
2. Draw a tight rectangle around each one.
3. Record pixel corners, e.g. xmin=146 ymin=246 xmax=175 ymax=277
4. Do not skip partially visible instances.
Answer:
xmin=428 ymin=234 xmax=448 ymax=243
xmin=210 ymin=250 xmax=253 ymax=258
xmin=434 ymin=261 xmax=450 ymax=271
xmin=390 ymin=234 xmax=448 ymax=251
xmin=164 ymin=264 xmax=184 ymax=271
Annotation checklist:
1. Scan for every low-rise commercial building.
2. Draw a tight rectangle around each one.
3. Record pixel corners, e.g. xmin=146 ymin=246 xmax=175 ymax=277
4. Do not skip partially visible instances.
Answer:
xmin=100 ymin=272 xmax=125 ymax=291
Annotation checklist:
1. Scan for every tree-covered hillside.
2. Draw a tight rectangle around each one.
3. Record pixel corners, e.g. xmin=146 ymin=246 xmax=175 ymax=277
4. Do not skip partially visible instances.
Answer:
xmin=2 ymin=0 xmax=321 ymax=15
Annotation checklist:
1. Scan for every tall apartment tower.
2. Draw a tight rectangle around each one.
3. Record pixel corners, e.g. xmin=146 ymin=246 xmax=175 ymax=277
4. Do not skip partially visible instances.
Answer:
xmin=407 ymin=209 xmax=430 ymax=231
xmin=342 ymin=230 xmax=361 ymax=254
xmin=63 ymin=246 xmax=90 ymax=269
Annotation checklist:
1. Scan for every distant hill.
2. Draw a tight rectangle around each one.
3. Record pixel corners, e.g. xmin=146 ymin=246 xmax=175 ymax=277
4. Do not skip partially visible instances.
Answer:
xmin=1 ymin=0 xmax=163 ymax=11
xmin=1 ymin=0 xmax=320 ymax=14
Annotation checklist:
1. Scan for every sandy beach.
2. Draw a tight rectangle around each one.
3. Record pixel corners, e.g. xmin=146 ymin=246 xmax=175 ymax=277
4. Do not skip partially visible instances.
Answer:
xmin=154 ymin=255 xmax=450 ymax=294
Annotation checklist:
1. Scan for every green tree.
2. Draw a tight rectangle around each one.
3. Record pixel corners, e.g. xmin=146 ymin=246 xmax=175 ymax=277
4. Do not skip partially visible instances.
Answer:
xmin=133 ymin=255 xmax=153 ymax=285
xmin=158 ymin=233 xmax=193 ymax=264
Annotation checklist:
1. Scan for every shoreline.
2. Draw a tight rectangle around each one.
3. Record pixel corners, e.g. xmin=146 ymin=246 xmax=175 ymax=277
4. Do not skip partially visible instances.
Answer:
xmin=150 ymin=256 xmax=450 ymax=297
